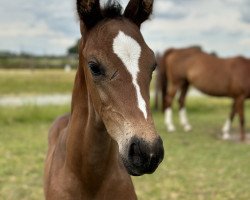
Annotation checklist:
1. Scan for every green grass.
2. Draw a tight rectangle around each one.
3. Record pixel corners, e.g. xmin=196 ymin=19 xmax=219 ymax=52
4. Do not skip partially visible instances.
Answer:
xmin=0 ymin=68 xmax=158 ymax=96
xmin=0 ymin=69 xmax=75 ymax=95
xmin=0 ymin=98 xmax=250 ymax=199
xmin=0 ymin=105 xmax=70 ymax=200
xmin=134 ymin=97 xmax=250 ymax=200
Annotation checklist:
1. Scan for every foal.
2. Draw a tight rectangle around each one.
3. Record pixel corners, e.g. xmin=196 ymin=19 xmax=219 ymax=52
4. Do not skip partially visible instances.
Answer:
xmin=44 ymin=0 xmax=164 ymax=199
xmin=160 ymin=46 xmax=250 ymax=141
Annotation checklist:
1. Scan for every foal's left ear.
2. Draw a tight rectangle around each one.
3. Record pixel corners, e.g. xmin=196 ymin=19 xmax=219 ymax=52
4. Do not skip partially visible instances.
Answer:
xmin=76 ymin=0 xmax=103 ymax=30
xmin=124 ymin=0 xmax=154 ymax=28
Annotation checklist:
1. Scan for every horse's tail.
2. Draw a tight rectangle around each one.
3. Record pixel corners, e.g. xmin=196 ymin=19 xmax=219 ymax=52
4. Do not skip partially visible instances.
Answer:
xmin=159 ymin=48 xmax=174 ymax=112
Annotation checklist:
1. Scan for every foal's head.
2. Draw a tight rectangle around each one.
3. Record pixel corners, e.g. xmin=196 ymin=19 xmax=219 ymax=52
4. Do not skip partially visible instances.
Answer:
xmin=77 ymin=0 xmax=164 ymax=176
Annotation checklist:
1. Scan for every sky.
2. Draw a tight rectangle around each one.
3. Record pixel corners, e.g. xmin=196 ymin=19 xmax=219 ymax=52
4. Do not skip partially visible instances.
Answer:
xmin=0 ymin=0 xmax=249 ymax=57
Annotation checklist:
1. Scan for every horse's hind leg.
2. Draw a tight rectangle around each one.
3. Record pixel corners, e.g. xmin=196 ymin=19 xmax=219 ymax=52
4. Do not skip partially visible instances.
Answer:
xmin=164 ymin=84 xmax=178 ymax=132
xmin=178 ymin=82 xmax=192 ymax=132
xmin=222 ymin=97 xmax=245 ymax=141
xmin=237 ymin=97 xmax=245 ymax=141
xmin=222 ymin=100 xmax=236 ymax=140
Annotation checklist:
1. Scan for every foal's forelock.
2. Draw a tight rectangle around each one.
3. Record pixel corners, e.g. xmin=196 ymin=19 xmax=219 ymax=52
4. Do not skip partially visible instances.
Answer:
xmin=113 ymin=31 xmax=147 ymax=119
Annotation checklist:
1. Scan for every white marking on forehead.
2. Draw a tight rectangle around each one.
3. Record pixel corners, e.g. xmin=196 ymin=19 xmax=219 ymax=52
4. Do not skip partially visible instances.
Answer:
xmin=113 ymin=31 xmax=147 ymax=119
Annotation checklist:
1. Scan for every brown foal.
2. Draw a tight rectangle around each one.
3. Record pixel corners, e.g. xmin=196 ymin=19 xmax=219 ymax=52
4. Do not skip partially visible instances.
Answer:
xmin=159 ymin=46 xmax=250 ymax=141
xmin=44 ymin=0 xmax=164 ymax=199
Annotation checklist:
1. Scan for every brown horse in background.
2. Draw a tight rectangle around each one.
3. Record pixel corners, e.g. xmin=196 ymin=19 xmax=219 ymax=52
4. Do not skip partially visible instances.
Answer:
xmin=159 ymin=46 xmax=250 ymax=141
xmin=44 ymin=0 xmax=164 ymax=199
xmin=154 ymin=52 xmax=163 ymax=110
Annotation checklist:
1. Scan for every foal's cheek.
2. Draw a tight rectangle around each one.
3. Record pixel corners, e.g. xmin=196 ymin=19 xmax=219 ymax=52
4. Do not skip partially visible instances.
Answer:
xmin=96 ymin=86 xmax=110 ymax=106
xmin=94 ymin=86 xmax=115 ymax=118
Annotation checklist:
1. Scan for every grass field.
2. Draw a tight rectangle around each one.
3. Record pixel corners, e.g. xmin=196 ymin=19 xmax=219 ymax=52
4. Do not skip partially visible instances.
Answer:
xmin=0 ymin=69 xmax=250 ymax=199
xmin=0 ymin=69 xmax=158 ymax=96
xmin=0 ymin=69 xmax=75 ymax=95
xmin=0 ymin=99 xmax=250 ymax=200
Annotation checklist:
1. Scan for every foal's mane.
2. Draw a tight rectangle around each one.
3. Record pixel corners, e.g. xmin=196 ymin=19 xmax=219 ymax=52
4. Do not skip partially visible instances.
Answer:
xmin=101 ymin=0 xmax=123 ymax=18
xmin=77 ymin=0 xmax=123 ymax=29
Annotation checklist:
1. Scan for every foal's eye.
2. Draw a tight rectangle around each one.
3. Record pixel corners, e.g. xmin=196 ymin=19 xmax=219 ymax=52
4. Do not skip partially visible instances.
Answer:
xmin=88 ymin=61 xmax=105 ymax=76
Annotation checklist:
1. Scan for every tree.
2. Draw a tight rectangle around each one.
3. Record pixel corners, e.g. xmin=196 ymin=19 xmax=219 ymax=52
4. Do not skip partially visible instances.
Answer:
xmin=67 ymin=39 xmax=80 ymax=55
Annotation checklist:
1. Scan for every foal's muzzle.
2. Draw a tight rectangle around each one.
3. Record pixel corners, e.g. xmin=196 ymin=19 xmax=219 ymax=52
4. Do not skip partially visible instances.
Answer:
xmin=123 ymin=136 xmax=164 ymax=176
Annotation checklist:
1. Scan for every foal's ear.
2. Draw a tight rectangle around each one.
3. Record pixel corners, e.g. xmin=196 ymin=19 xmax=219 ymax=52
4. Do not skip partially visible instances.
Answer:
xmin=76 ymin=0 xmax=103 ymax=30
xmin=124 ymin=0 xmax=154 ymax=27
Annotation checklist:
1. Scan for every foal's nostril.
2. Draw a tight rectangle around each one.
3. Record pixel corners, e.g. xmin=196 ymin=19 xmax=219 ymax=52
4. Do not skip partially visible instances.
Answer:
xmin=128 ymin=140 xmax=142 ymax=167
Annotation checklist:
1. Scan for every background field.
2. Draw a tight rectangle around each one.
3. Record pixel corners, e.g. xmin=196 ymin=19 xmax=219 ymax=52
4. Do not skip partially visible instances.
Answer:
xmin=0 ymin=56 xmax=77 ymax=69
xmin=0 ymin=69 xmax=250 ymax=200
xmin=0 ymin=69 xmax=75 ymax=95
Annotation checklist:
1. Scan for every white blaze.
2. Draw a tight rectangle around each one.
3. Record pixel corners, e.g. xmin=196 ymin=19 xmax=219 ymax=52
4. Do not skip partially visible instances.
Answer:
xmin=113 ymin=31 xmax=147 ymax=119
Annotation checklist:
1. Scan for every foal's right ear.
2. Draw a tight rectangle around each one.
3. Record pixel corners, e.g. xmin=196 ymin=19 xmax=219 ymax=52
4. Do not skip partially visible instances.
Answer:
xmin=76 ymin=0 xmax=103 ymax=30
xmin=124 ymin=0 xmax=154 ymax=27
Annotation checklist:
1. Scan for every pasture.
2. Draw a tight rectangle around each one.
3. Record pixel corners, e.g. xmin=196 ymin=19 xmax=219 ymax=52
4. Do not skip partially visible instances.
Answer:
xmin=0 ymin=69 xmax=75 ymax=95
xmin=0 ymin=69 xmax=250 ymax=200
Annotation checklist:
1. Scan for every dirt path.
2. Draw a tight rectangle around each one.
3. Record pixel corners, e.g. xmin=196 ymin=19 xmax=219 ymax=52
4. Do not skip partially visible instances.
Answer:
xmin=0 ymin=94 xmax=71 ymax=106
xmin=0 ymin=88 xmax=204 ymax=107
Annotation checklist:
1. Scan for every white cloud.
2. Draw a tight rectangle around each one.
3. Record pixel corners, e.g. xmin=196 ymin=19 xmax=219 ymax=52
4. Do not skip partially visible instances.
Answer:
xmin=0 ymin=0 xmax=79 ymax=55
xmin=0 ymin=0 xmax=249 ymax=56
xmin=141 ymin=0 xmax=250 ymax=57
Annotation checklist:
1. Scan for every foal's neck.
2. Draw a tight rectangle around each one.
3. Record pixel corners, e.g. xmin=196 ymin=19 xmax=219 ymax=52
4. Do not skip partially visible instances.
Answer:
xmin=66 ymin=65 xmax=120 ymax=190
